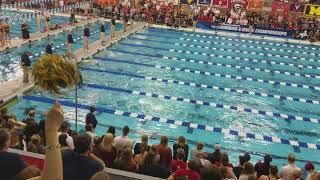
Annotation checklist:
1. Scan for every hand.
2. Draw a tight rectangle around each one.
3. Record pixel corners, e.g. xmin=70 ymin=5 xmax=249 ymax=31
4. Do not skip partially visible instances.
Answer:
xmin=46 ymin=102 xmax=64 ymax=133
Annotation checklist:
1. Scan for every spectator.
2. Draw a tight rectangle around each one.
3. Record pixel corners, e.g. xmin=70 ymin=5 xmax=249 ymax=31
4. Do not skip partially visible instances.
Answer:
xmin=233 ymin=155 xmax=246 ymax=179
xmin=305 ymin=162 xmax=317 ymax=180
xmin=59 ymin=134 xmax=69 ymax=152
xmin=85 ymin=124 xmax=97 ymax=143
xmin=171 ymin=149 xmax=187 ymax=173
xmin=113 ymin=148 xmax=138 ymax=172
xmin=157 ymin=136 xmax=172 ymax=169
xmin=239 ymin=162 xmax=256 ymax=180
xmin=259 ymin=165 xmax=278 ymax=180
xmin=191 ymin=142 xmax=204 ymax=161
xmin=134 ymin=143 xmax=149 ymax=166
xmin=86 ymin=106 xmax=97 ymax=130
xmin=200 ymin=166 xmax=222 ymax=180
xmin=255 ymin=154 xmax=273 ymax=178
xmin=280 ymin=153 xmax=301 ymax=180
xmin=106 ymin=126 xmax=115 ymax=138
xmin=114 ymin=126 xmax=133 ymax=153
xmin=92 ymin=133 xmax=117 ymax=167
xmin=168 ymin=160 xmax=201 ymax=180
xmin=173 ymin=136 xmax=189 ymax=162
xmin=58 ymin=121 xmax=74 ymax=150
xmin=27 ymin=134 xmax=44 ymax=154
xmin=134 ymin=134 xmax=150 ymax=155
xmin=139 ymin=151 xmax=171 ymax=178
xmin=62 ymin=134 xmax=105 ymax=180
xmin=23 ymin=110 xmax=39 ymax=143
xmin=221 ymin=153 xmax=237 ymax=179
xmin=207 ymin=143 xmax=222 ymax=166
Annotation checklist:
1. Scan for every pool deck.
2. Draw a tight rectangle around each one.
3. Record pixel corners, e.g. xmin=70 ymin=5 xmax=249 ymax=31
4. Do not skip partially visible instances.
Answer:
xmin=0 ymin=17 xmax=99 ymax=52
xmin=0 ymin=21 xmax=147 ymax=106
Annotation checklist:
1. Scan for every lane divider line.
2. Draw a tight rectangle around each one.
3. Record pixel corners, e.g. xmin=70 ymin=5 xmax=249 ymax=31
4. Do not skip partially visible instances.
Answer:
xmin=82 ymin=82 xmax=320 ymax=124
xmin=113 ymin=46 xmax=320 ymax=80
xmin=22 ymin=95 xmax=320 ymax=150
xmin=97 ymin=53 xmax=320 ymax=91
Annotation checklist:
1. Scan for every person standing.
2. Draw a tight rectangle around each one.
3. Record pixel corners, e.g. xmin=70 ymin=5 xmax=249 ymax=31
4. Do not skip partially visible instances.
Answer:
xmin=46 ymin=42 xmax=53 ymax=54
xmin=36 ymin=12 xmax=42 ymax=32
xmin=85 ymin=106 xmax=97 ymax=130
xmin=69 ymin=11 xmax=75 ymax=26
xmin=123 ymin=14 xmax=128 ymax=33
xmin=110 ymin=16 xmax=116 ymax=39
xmin=3 ymin=20 xmax=10 ymax=45
xmin=0 ymin=21 xmax=4 ymax=47
xmin=100 ymin=21 xmax=106 ymax=45
xmin=45 ymin=12 xmax=51 ymax=32
xmin=21 ymin=21 xmax=30 ymax=40
xmin=83 ymin=25 xmax=90 ymax=51
xmin=67 ymin=30 xmax=74 ymax=60
xmin=21 ymin=52 xmax=31 ymax=83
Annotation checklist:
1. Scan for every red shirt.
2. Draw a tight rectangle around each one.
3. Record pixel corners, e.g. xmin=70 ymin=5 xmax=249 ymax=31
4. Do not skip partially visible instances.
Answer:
xmin=171 ymin=160 xmax=187 ymax=173
xmin=173 ymin=169 xmax=200 ymax=180
xmin=157 ymin=146 xmax=172 ymax=169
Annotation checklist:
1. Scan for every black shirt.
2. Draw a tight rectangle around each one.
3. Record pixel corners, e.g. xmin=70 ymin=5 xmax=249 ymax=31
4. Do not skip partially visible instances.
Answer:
xmin=139 ymin=163 xmax=170 ymax=178
xmin=62 ymin=149 xmax=103 ymax=180
xmin=84 ymin=27 xmax=90 ymax=37
xmin=85 ymin=112 xmax=97 ymax=129
xmin=100 ymin=25 xmax=105 ymax=33
xmin=67 ymin=34 xmax=74 ymax=44
xmin=111 ymin=19 xmax=116 ymax=26
xmin=173 ymin=143 xmax=189 ymax=162
xmin=46 ymin=44 xmax=53 ymax=54
xmin=0 ymin=151 xmax=27 ymax=180
xmin=21 ymin=54 xmax=31 ymax=66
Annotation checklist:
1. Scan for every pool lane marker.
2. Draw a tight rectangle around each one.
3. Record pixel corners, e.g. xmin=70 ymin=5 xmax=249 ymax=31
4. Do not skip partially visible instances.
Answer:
xmin=95 ymin=55 xmax=320 ymax=92
xmin=22 ymin=95 xmax=320 ymax=150
xmin=83 ymin=66 xmax=320 ymax=105
xmin=148 ymin=28 xmax=319 ymax=51
xmin=82 ymin=82 xmax=320 ymax=125
xmin=119 ymin=42 xmax=320 ymax=71
xmin=135 ymin=33 xmax=319 ymax=58
xmin=112 ymin=46 xmax=320 ymax=80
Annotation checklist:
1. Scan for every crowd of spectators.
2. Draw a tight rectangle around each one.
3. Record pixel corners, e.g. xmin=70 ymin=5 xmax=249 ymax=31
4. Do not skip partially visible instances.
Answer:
xmin=1 ymin=104 xmax=320 ymax=180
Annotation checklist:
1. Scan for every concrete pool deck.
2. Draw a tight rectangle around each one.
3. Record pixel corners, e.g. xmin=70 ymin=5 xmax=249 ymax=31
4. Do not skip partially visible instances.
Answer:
xmin=0 ymin=21 xmax=147 ymax=106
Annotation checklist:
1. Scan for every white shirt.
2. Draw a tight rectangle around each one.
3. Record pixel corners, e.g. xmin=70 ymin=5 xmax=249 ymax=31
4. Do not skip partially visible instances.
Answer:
xmin=85 ymin=131 xmax=97 ymax=143
xmin=114 ymin=135 xmax=133 ymax=152
xmin=58 ymin=132 xmax=74 ymax=150
xmin=280 ymin=163 xmax=301 ymax=180
xmin=191 ymin=149 xmax=204 ymax=160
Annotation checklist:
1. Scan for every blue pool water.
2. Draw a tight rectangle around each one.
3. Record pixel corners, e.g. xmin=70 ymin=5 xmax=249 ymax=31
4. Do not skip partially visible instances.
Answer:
xmin=7 ymin=27 xmax=320 ymax=168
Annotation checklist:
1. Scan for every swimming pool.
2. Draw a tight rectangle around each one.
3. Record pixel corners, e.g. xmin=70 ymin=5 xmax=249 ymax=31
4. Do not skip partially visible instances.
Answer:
xmin=8 ymin=27 xmax=320 ymax=168
xmin=0 ymin=21 xmax=123 ymax=82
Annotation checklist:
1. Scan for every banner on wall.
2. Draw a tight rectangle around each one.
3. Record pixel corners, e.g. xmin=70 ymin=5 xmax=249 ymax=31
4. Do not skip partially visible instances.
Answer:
xmin=290 ymin=3 xmax=305 ymax=13
xmin=271 ymin=0 xmax=290 ymax=17
xmin=247 ymin=0 xmax=264 ymax=11
xmin=197 ymin=0 xmax=212 ymax=5
xmin=304 ymin=4 xmax=320 ymax=17
xmin=180 ymin=0 xmax=197 ymax=5
xmin=212 ymin=0 xmax=228 ymax=8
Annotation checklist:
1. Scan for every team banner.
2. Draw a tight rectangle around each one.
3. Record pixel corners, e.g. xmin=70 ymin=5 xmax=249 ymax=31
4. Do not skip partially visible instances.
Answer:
xmin=180 ymin=0 xmax=197 ymax=5
xmin=304 ymin=4 xmax=320 ymax=17
xmin=247 ymin=0 xmax=264 ymax=11
xmin=198 ymin=0 xmax=212 ymax=5
xmin=271 ymin=1 xmax=290 ymax=17
xmin=212 ymin=0 xmax=229 ymax=8
xmin=290 ymin=3 xmax=304 ymax=13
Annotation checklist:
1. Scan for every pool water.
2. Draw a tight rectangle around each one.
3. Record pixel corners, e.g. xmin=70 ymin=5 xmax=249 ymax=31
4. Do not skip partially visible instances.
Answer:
xmin=8 ymin=27 xmax=320 ymax=169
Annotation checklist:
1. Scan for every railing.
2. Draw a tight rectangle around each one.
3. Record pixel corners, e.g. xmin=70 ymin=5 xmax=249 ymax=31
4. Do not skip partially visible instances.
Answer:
xmin=8 ymin=148 xmax=164 ymax=180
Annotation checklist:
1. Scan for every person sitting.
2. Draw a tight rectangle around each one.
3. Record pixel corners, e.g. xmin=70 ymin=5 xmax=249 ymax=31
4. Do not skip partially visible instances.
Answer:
xmin=171 ymin=149 xmax=187 ymax=173
xmin=27 ymin=134 xmax=44 ymax=154
xmin=106 ymin=126 xmax=115 ymax=138
xmin=168 ymin=160 xmax=201 ymax=180
xmin=62 ymin=134 xmax=105 ymax=180
xmin=92 ymin=133 xmax=117 ymax=167
xmin=280 ymin=153 xmax=301 ymax=180
xmin=86 ymin=106 xmax=98 ymax=130
xmin=255 ymin=154 xmax=272 ymax=178
xmin=157 ymin=136 xmax=172 ymax=169
xmin=113 ymin=148 xmax=138 ymax=172
xmin=138 ymin=150 xmax=171 ymax=178
xmin=114 ymin=126 xmax=133 ymax=153
xmin=173 ymin=136 xmax=189 ymax=162
xmin=191 ymin=142 xmax=204 ymax=161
